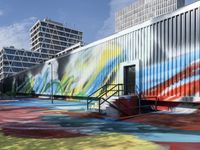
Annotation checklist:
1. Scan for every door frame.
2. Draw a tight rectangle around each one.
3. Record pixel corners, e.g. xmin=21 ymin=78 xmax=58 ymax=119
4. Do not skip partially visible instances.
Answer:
xmin=124 ymin=64 xmax=136 ymax=95
xmin=119 ymin=60 xmax=141 ymax=95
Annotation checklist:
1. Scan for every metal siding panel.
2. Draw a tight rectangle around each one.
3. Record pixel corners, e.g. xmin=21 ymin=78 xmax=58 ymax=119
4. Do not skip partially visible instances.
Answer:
xmin=161 ymin=21 xmax=165 ymax=96
xmin=148 ymin=26 xmax=151 ymax=95
xmin=101 ymin=44 xmax=104 ymax=87
xmin=196 ymin=8 xmax=200 ymax=97
xmin=141 ymin=28 xmax=145 ymax=92
xmin=138 ymin=29 xmax=141 ymax=60
xmin=135 ymin=30 xmax=138 ymax=60
xmin=129 ymin=33 xmax=131 ymax=61
xmin=198 ymin=7 xmax=200 ymax=97
xmin=110 ymin=39 xmax=113 ymax=84
xmin=143 ymin=27 xmax=145 ymax=95
xmin=155 ymin=23 xmax=158 ymax=96
xmin=168 ymin=18 xmax=173 ymax=96
xmin=124 ymin=35 xmax=127 ymax=62
xmin=134 ymin=31 xmax=137 ymax=60
xmin=128 ymin=33 xmax=131 ymax=61
xmin=150 ymin=25 xmax=154 ymax=96
xmin=117 ymin=36 xmax=120 ymax=83
xmin=191 ymin=9 xmax=195 ymax=95
xmin=157 ymin=22 xmax=161 ymax=95
xmin=147 ymin=26 xmax=151 ymax=95
xmin=177 ymin=15 xmax=181 ymax=96
xmin=116 ymin=37 xmax=119 ymax=84
xmin=144 ymin=27 xmax=146 ymax=92
xmin=133 ymin=31 xmax=135 ymax=60
xmin=115 ymin=38 xmax=118 ymax=84
xmin=138 ymin=28 xmax=142 ymax=59
xmin=111 ymin=39 xmax=113 ymax=84
xmin=126 ymin=34 xmax=128 ymax=61
xmin=124 ymin=34 xmax=127 ymax=62
xmin=110 ymin=39 xmax=113 ymax=81
xmin=137 ymin=29 xmax=142 ymax=59
xmin=161 ymin=21 xmax=164 ymax=95
xmin=186 ymin=11 xmax=191 ymax=96
xmin=172 ymin=16 xmax=177 ymax=96
xmin=130 ymin=32 xmax=133 ymax=61
xmin=129 ymin=33 xmax=132 ymax=61
xmin=121 ymin=35 xmax=124 ymax=62
xmin=106 ymin=41 xmax=109 ymax=85
xmin=113 ymin=38 xmax=116 ymax=84
xmin=165 ymin=19 xmax=169 ymax=97
xmin=181 ymin=13 xmax=186 ymax=96
xmin=145 ymin=26 xmax=148 ymax=95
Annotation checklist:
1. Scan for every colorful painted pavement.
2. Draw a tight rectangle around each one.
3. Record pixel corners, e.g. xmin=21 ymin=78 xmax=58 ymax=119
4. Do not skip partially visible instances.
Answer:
xmin=0 ymin=99 xmax=200 ymax=150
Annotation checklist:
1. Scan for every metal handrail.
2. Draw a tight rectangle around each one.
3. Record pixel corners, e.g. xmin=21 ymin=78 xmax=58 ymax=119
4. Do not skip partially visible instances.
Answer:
xmin=87 ymin=84 xmax=126 ymax=114
xmin=88 ymin=84 xmax=107 ymax=97
xmin=87 ymin=84 xmax=122 ymax=104
xmin=140 ymin=95 xmax=159 ymax=111
xmin=100 ymin=90 xmax=118 ymax=105
xmin=98 ymin=84 xmax=119 ymax=98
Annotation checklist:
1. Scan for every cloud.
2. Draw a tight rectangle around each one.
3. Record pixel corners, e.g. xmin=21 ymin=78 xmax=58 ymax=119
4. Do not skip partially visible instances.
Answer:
xmin=0 ymin=17 xmax=37 ymax=50
xmin=0 ymin=10 xmax=3 ymax=16
xmin=96 ymin=0 xmax=134 ymax=39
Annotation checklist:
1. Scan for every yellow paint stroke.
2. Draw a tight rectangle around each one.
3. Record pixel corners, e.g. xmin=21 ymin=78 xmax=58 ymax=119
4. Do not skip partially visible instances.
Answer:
xmin=0 ymin=133 xmax=165 ymax=150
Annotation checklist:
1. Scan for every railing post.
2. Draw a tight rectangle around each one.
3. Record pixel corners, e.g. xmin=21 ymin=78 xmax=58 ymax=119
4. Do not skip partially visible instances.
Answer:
xmin=106 ymin=84 xmax=107 ymax=97
xmin=138 ymin=93 xmax=141 ymax=114
xmin=87 ymin=99 xmax=89 ymax=110
xmin=155 ymin=97 xmax=158 ymax=111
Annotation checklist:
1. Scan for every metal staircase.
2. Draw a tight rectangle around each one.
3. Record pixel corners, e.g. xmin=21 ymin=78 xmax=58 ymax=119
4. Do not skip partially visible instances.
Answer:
xmin=87 ymin=84 xmax=127 ymax=115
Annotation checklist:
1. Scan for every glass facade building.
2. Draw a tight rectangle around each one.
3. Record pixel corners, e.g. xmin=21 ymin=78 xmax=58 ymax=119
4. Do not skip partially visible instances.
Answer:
xmin=0 ymin=47 xmax=48 ymax=81
xmin=115 ymin=0 xmax=185 ymax=32
xmin=30 ymin=18 xmax=83 ymax=58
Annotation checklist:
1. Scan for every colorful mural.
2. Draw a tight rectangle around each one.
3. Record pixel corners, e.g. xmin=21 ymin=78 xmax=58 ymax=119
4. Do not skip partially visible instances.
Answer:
xmin=15 ymin=43 xmax=124 ymax=96
xmin=11 ymin=41 xmax=199 ymax=103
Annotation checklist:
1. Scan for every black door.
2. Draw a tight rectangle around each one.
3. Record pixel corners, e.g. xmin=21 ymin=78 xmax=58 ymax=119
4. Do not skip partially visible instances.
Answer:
xmin=124 ymin=65 xmax=136 ymax=95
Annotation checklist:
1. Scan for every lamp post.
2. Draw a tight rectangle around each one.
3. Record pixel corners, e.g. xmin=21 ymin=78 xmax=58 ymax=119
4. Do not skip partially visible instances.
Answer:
xmin=48 ymin=62 xmax=53 ymax=104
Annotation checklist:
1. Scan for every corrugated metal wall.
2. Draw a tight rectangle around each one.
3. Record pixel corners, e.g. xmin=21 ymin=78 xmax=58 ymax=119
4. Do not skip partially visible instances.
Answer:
xmin=88 ymin=5 xmax=200 ymax=98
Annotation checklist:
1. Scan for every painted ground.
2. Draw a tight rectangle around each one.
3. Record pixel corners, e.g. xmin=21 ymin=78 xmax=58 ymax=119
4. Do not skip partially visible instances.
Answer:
xmin=0 ymin=99 xmax=200 ymax=150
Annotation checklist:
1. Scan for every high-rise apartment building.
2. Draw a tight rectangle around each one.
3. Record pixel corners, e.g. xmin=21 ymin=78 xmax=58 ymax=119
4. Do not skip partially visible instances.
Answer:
xmin=0 ymin=19 xmax=83 ymax=81
xmin=30 ymin=18 xmax=83 ymax=58
xmin=0 ymin=47 xmax=48 ymax=81
xmin=115 ymin=0 xmax=185 ymax=32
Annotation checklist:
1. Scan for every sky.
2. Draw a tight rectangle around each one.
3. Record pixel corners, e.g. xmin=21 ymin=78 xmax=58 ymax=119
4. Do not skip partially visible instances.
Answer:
xmin=0 ymin=0 xmax=197 ymax=50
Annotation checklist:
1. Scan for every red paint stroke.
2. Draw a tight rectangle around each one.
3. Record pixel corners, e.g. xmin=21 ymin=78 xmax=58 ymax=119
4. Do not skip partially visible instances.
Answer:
xmin=2 ymin=123 xmax=87 ymax=138
xmin=145 ymin=61 xmax=200 ymax=101
xmin=0 ymin=105 xmax=103 ymax=138
xmin=124 ymin=113 xmax=200 ymax=131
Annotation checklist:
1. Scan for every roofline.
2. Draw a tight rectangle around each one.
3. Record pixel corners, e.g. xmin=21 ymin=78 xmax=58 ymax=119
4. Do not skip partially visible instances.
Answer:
xmin=1 ymin=47 xmax=49 ymax=55
xmin=29 ymin=20 xmax=40 ymax=31
xmin=29 ymin=19 xmax=83 ymax=33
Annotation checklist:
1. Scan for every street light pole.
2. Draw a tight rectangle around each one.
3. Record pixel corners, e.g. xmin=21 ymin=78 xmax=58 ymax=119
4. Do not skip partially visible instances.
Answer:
xmin=48 ymin=62 xmax=53 ymax=104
